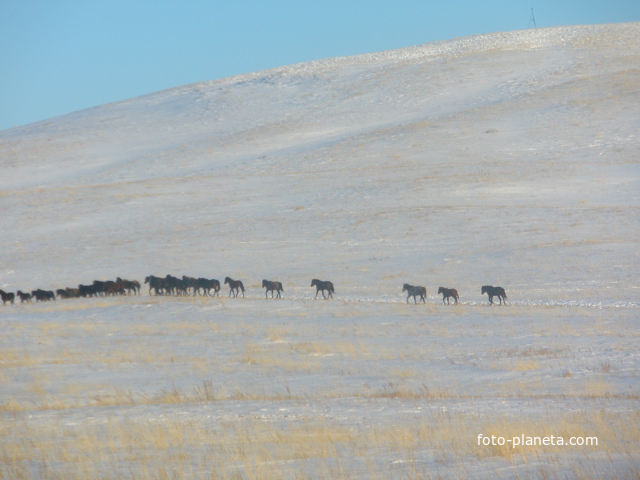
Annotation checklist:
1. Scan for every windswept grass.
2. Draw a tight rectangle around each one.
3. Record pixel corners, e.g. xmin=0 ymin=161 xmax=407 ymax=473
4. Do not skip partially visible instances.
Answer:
xmin=0 ymin=299 xmax=637 ymax=478
xmin=1 ymin=408 xmax=637 ymax=479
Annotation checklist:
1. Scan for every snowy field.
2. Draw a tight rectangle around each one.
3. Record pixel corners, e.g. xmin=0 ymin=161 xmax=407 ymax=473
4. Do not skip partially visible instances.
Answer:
xmin=0 ymin=23 xmax=639 ymax=478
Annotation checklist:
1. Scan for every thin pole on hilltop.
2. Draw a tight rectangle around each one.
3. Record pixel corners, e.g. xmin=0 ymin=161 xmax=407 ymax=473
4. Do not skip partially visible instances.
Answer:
xmin=529 ymin=8 xmax=537 ymax=29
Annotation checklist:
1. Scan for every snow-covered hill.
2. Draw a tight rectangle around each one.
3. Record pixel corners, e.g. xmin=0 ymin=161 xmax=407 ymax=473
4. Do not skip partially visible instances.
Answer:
xmin=1 ymin=23 xmax=638 ymax=306
xmin=2 ymin=24 xmax=640 ymax=479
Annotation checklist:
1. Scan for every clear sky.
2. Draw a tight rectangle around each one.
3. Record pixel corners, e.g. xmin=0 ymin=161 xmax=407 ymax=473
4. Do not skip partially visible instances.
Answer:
xmin=1 ymin=0 xmax=639 ymax=131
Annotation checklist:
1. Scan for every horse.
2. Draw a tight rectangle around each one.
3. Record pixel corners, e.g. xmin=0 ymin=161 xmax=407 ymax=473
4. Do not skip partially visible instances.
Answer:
xmin=437 ymin=287 xmax=459 ymax=304
xmin=262 ymin=280 xmax=283 ymax=299
xmin=62 ymin=288 xmax=80 ymax=298
xmin=117 ymin=277 xmax=140 ymax=295
xmin=195 ymin=278 xmax=220 ymax=296
xmin=182 ymin=276 xmax=199 ymax=295
xmin=78 ymin=284 xmax=97 ymax=298
xmin=104 ymin=280 xmax=125 ymax=296
xmin=17 ymin=290 xmax=32 ymax=303
xmin=32 ymin=289 xmax=55 ymax=302
xmin=164 ymin=275 xmax=182 ymax=295
xmin=311 ymin=279 xmax=334 ymax=299
xmin=56 ymin=289 xmax=75 ymax=299
xmin=0 ymin=290 xmax=15 ymax=305
xmin=481 ymin=285 xmax=507 ymax=305
xmin=224 ymin=277 xmax=245 ymax=298
xmin=92 ymin=280 xmax=109 ymax=296
xmin=402 ymin=284 xmax=426 ymax=304
xmin=144 ymin=275 xmax=166 ymax=295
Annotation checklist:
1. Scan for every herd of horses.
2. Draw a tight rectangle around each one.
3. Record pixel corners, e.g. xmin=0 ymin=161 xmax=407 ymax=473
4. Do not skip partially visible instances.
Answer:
xmin=0 ymin=274 xmax=507 ymax=306
xmin=0 ymin=278 xmax=141 ymax=304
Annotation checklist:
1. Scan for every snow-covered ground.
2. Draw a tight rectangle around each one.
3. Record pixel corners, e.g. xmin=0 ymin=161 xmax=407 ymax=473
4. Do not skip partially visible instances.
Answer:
xmin=0 ymin=23 xmax=638 ymax=479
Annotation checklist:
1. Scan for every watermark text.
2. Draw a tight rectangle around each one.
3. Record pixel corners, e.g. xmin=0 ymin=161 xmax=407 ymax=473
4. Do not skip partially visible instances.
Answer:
xmin=477 ymin=433 xmax=598 ymax=448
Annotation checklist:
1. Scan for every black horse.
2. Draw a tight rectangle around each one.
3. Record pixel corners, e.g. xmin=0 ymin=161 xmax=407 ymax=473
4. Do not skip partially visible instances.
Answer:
xmin=262 ymin=280 xmax=283 ymax=299
xmin=32 ymin=289 xmax=55 ymax=302
xmin=311 ymin=279 xmax=334 ymax=299
xmin=17 ymin=290 xmax=32 ymax=303
xmin=144 ymin=275 xmax=166 ymax=295
xmin=437 ymin=287 xmax=459 ymax=304
xmin=402 ymin=284 xmax=426 ymax=304
xmin=481 ymin=285 xmax=507 ymax=305
xmin=198 ymin=278 xmax=220 ymax=296
xmin=78 ymin=284 xmax=97 ymax=298
xmin=225 ymin=277 xmax=245 ymax=298
xmin=0 ymin=289 xmax=15 ymax=305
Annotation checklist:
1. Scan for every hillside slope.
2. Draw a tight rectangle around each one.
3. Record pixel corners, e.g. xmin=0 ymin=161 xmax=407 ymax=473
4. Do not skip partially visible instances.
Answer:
xmin=1 ymin=23 xmax=638 ymax=305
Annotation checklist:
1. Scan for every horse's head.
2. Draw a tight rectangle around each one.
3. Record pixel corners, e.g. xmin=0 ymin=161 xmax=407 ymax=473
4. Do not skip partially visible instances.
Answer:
xmin=311 ymin=279 xmax=318 ymax=287
xmin=402 ymin=284 xmax=410 ymax=292
xmin=481 ymin=285 xmax=489 ymax=294
xmin=144 ymin=276 xmax=150 ymax=284
xmin=224 ymin=277 xmax=231 ymax=284
xmin=262 ymin=280 xmax=267 ymax=287
xmin=437 ymin=287 xmax=444 ymax=294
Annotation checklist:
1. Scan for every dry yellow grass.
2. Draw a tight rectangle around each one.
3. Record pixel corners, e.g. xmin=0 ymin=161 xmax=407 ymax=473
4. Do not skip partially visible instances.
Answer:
xmin=1 ymin=299 xmax=637 ymax=478
xmin=1 ymin=407 xmax=637 ymax=479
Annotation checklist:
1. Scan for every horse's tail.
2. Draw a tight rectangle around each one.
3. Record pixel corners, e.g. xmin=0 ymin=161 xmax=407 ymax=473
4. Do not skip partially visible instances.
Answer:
xmin=239 ymin=281 xmax=245 ymax=292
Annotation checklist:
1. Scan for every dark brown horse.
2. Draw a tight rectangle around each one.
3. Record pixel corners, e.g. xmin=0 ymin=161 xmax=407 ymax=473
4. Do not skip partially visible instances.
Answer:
xmin=117 ymin=277 xmax=140 ymax=295
xmin=437 ymin=287 xmax=459 ymax=304
xmin=225 ymin=277 xmax=245 ymax=298
xmin=402 ymin=284 xmax=426 ymax=304
xmin=481 ymin=285 xmax=507 ymax=305
xmin=262 ymin=280 xmax=283 ymax=298
xmin=17 ymin=290 xmax=32 ymax=303
xmin=0 ymin=290 xmax=15 ymax=305
xmin=311 ymin=279 xmax=334 ymax=299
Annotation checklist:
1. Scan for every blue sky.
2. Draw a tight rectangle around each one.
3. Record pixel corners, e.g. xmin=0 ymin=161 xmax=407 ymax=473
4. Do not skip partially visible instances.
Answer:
xmin=1 ymin=1 xmax=639 ymax=130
